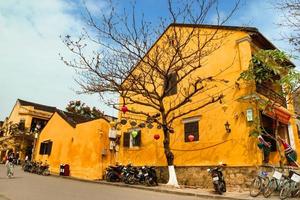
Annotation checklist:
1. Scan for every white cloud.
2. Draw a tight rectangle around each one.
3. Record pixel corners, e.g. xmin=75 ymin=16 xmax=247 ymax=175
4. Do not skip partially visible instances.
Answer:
xmin=0 ymin=0 xmax=117 ymax=119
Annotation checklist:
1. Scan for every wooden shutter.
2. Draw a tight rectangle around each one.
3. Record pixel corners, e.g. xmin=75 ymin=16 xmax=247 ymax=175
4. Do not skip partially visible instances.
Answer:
xmin=39 ymin=143 xmax=45 ymax=155
xmin=123 ymin=132 xmax=130 ymax=147
xmin=184 ymin=121 xmax=199 ymax=142
xmin=46 ymin=141 xmax=53 ymax=155
xmin=133 ymin=130 xmax=141 ymax=147
xmin=165 ymin=73 xmax=177 ymax=96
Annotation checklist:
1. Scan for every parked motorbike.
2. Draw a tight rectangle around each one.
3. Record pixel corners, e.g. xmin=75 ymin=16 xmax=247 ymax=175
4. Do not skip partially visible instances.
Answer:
xmin=105 ymin=164 xmax=124 ymax=182
xmin=207 ymin=163 xmax=227 ymax=194
xmin=141 ymin=166 xmax=158 ymax=186
xmin=37 ymin=162 xmax=50 ymax=176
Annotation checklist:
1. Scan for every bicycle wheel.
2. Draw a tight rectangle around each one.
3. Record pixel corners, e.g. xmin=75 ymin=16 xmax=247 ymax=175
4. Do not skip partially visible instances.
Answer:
xmin=263 ymin=178 xmax=277 ymax=198
xmin=279 ymin=181 xmax=291 ymax=200
xmin=250 ymin=177 xmax=262 ymax=197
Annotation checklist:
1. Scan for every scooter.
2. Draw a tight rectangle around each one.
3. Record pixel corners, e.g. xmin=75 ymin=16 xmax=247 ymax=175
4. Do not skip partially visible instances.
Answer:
xmin=207 ymin=163 xmax=227 ymax=194
xmin=105 ymin=164 xmax=124 ymax=182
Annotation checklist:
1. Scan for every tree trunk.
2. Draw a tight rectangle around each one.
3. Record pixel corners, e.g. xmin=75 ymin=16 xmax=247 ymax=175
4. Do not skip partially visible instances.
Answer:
xmin=162 ymin=125 xmax=179 ymax=187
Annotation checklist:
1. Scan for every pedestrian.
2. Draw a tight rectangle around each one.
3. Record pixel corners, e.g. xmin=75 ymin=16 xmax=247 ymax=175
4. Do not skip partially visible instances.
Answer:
xmin=5 ymin=154 xmax=14 ymax=178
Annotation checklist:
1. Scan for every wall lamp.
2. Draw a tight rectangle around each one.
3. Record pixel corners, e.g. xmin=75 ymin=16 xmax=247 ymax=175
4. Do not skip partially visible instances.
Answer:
xmin=224 ymin=121 xmax=231 ymax=133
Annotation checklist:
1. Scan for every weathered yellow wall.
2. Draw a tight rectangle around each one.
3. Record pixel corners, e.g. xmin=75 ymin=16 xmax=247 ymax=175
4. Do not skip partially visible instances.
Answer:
xmin=117 ymin=26 xmax=300 ymax=167
xmin=34 ymin=113 xmax=113 ymax=180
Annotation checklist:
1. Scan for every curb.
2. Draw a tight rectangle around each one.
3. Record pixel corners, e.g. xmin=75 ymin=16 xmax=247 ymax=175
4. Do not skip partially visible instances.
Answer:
xmin=52 ymin=174 xmax=254 ymax=200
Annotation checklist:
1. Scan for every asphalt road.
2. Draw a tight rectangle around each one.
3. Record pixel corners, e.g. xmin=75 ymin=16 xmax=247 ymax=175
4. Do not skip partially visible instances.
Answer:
xmin=0 ymin=165 xmax=204 ymax=200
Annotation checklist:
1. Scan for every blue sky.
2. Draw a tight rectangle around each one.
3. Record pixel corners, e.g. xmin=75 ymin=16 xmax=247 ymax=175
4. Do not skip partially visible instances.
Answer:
xmin=0 ymin=0 xmax=297 ymax=120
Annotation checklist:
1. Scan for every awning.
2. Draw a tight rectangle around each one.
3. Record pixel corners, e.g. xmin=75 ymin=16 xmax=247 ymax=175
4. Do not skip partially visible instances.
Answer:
xmin=263 ymin=106 xmax=291 ymax=125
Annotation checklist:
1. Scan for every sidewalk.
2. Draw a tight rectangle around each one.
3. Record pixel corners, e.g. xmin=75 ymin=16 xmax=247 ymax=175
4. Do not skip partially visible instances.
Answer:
xmin=56 ymin=175 xmax=279 ymax=200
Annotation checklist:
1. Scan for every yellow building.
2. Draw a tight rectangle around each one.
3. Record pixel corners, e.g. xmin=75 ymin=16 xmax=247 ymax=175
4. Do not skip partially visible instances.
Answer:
xmin=0 ymin=99 xmax=56 ymax=161
xmin=34 ymin=110 xmax=115 ymax=180
xmin=116 ymin=24 xmax=300 ymax=188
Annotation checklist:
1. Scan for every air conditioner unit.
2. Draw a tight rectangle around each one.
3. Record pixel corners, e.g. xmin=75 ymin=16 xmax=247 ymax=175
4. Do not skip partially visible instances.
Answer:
xmin=108 ymin=129 xmax=117 ymax=139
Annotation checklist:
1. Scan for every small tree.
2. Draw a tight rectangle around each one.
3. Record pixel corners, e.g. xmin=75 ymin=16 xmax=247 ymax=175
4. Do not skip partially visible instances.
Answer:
xmin=66 ymin=100 xmax=104 ymax=119
xmin=61 ymin=0 xmax=240 ymax=187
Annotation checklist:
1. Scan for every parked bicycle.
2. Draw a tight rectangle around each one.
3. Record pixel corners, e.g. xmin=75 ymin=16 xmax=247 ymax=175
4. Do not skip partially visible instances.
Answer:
xmin=249 ymin=169 xmax=270 ymax=197
xmin=279 ymin=170 xmax=300 ymax=199
xmin=263 ymin=167 xmax=289 ymax=198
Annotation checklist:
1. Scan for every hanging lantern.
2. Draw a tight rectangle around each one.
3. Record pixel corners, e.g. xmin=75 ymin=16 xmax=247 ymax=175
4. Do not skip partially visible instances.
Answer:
xmin=157 ymin=125 xmax=162 ymax=129
xmin=188 ymin=134 xmax=195 ymax=142
xmin=121 ymin=105 xmax=128 ymax=114
xmin=154 ymin=134 xmax=160 ymax=140
xmin=169 ymin=128 xmax=174 ymax=134
xmin=147 ymin=123 xmax=153 ymax=129
xmin=120 ymin=118 xmax=127 ymax=125
xmin=130 ymin=120 xmax=137 ymax=127
xmin=131 ymin=130 xmax=138 ymax=138
xmin=138 ymin=123 xmax=146 ymax=128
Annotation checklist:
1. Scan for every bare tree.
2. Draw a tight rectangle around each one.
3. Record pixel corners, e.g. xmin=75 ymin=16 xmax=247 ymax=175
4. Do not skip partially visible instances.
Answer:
xmin=61 ymin=0 xmax=240 ymax=187
xmin=275 ymin=0 xmax=300 ymax=53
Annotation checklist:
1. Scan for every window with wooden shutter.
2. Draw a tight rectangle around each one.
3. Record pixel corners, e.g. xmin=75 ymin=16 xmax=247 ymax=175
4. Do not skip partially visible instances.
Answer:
xmin=133 ymin=130 xmax=141 ymax=147
xmin=123 ymin=132 xmax=130 ymax=147
xmin=164 ymin=72 xmax=177 ymax=96
xmin=184 ymin=121 xmax=199 ymax=142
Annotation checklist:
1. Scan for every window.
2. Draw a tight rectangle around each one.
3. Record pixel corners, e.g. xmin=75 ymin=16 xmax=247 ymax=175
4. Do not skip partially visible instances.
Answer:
xmin=39 ymin=141 xmax=53 ymax=155
xmin=123 ymin=130 xmax=141 ymax=148
xmin=183 ymin=118 xmax=199 ymax=142
xmin=164 ymin=72 xmax=177 ymax=96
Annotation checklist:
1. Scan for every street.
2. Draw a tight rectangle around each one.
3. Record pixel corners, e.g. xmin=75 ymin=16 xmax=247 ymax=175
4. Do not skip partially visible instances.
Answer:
xmin=0 ymin=165 xmax=203 ymax=200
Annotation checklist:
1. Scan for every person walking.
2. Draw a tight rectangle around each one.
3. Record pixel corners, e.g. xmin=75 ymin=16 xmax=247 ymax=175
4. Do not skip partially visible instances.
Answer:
xmin=5 ymin=154 xmax=14 ymax=178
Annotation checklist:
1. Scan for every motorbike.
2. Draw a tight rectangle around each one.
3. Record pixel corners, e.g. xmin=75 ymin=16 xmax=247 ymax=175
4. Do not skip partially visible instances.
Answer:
xmin=37 ymin=162 xmax=50 ymax=176
xmin=105 ymin=164 xmax=124 ymax=182
xmin=143 ymin=166 xmax=158 ymax=186
xmin=207 ymin=163 xmax=227 ymax=194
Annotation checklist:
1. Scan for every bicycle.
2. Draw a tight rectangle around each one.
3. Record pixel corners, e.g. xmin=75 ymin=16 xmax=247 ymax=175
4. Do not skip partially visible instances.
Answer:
xmin=249 ymin=169 xmax=270 ymax=197
xmin=263 ymin=167 xmax=289 ymax=198
xmin=279 ymin=170 xmax=300 ymax=199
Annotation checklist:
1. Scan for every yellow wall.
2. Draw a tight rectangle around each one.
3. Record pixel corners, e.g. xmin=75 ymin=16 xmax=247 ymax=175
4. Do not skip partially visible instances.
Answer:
xmin=117 ymin=26 xmax=300 ymax=167
xmin=34 ymin=113 xmax=114 ymax=180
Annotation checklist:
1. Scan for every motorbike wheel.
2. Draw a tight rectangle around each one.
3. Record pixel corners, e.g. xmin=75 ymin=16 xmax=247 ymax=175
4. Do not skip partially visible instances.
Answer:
xmin=221 ymin=181 xmax=226 ymax=193
xmin=43 ymin=169 xmax=50 ymax=176
xmin=128 ymin=174 xmax=136 ymax=185
xmin=106 ymin=172 xmax=114 ymax=182
xmin=214 ymin=182 xmax=223 ymax=195
xmin=145 ymin=177 xmax=155 ymax=187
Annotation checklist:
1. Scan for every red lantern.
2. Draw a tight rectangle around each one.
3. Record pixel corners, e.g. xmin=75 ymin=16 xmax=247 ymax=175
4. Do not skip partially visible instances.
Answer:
xmin=154 ymin=134 xmax=160 ymax=140
xmin=121 ymin=105 xmax=128 ymax=114
xmin=188 ymin=134 xmax=194 ymax=142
